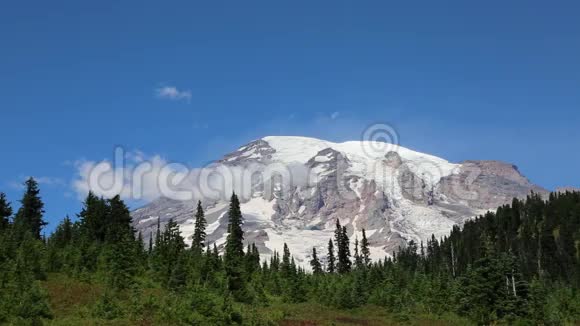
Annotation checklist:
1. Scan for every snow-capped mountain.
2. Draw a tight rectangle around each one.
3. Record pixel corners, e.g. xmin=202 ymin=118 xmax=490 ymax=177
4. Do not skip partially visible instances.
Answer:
xmin=132 ymin=136 xmax=547 ymax=266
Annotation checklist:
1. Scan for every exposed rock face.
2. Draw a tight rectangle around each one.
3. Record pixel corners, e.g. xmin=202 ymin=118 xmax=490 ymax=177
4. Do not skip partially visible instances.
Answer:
xmin=556 ymin=186 xmax=580 ymax=193
xmin=219 ymin=139 xmax=275 ymax=164
xmin=438 ymin=160 xmax=548 ymax=210
xmin=132 ymin=136 xmax=547 ymax=267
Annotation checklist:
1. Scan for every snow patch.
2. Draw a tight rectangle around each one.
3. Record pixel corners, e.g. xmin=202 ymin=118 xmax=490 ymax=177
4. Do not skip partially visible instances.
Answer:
xmin=240 ymin=197 xmax=276 ymax=224
xmin=262 ymin=136 xmax=459 ymax=191
xmin=138 ymin=215 xmax=158 ymax=224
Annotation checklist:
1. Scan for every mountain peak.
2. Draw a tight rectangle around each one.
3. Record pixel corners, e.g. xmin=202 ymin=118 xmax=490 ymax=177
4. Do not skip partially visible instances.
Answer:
xmin=133 ymin=135 xmax=547 ymax=267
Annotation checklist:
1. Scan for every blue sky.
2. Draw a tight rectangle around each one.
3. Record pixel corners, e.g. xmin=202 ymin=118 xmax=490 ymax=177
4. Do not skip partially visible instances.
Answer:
xmin=1 ymin=1 xmax=579 ymax=233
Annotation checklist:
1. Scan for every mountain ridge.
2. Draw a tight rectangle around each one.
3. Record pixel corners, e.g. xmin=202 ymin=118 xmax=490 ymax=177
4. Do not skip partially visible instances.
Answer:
xmin=132 ymin=136 xmax=548 ymax=267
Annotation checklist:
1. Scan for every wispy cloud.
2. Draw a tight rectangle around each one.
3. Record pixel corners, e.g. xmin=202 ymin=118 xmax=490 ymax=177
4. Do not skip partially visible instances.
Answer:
xmin=155 ymin=85 xmax=192 ymax=102
xmin=193 ymin=122 xmax=209 ymax=130
xmin=7 ymin=181 xmax=24 ymax=190
xmin=8 ymin=176 xmax=66 ymax=190
xmin=330 ymin=111 xmax=340 ymax=120
xmin=35 ymin=177 xmax=66 ymax=186
xmin=72 ymin=152 xmax=173 ymax=201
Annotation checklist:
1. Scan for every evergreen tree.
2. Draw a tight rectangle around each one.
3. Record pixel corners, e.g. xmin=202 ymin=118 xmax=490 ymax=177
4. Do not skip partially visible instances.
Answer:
xmin=285 ymin=261 xmax=306 ymax=303
xmin=334 ymin=219 xmax=342 ymax=253
xmin=224 ymin=193 xmax=244 ymax=260
xmin=51 ymin=216 xmax=73 ymax=248
xmin=310 ymin=247 xmax=323 ymax=274
xmin=281 ymin=243 xmax=292 ymax=277
xmin=335 ymin=222 xmax=351 ymax=274
xmin=334 ymin=220 xmax=343 ymax=272
xmin=351 ymin=271 xmax=367 ymax=307
xmin=223 ymin=193 xmax=247 ymax=301
xmin=244 ymin=243 xmax=260 ymax=275
xmin=361 ymin=228 xmax=371 ymax=267
xmin=0 ymin=236 xmax=52 ymax=322
xmin=17 ymin=231 xmax=47 ymax=280
xmin=102 ymin=231 xmax=138 ymax=290
xmin=191 ymin=200 xmax=207 ymax=254
xmin=354 ymin=237 xmax=363 ymax=269
xmin=0 ymin=192 xmax=13 ymax=231
xmin=13 ymin=178 xmax=46 ymax=239
xmin=151 ymin=219 xmax=186 ymax=288
xmin=211 ymin=243 xmax=222 ymax=271
xmin=135 ymin=231 xmax=147 ymax=268
xmin=155 ymin=216 xmax=161 ymax=244
xmin=168 ymin=252 xmax=188 ymax=292
xmin=78 ymin=192 xmax=108 ymax=242
xmin=327 ymin=239 xmax=336 ymax=273
xmin=148 ymin=231 xmax=153 ymax=254
xmin=106 ymin=195 xmax=134 ymax=243
xmin=270 ymin=251 xmax=280 ymax=273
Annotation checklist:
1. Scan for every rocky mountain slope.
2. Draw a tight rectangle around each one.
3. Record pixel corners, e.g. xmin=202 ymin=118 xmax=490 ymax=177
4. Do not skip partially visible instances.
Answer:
xmin=132 ymin=136 xmax=547 ymax=267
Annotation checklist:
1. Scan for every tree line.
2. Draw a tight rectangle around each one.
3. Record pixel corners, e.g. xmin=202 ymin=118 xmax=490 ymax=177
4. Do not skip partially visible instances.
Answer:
xmin=0 ymin=178 xmax=579 ymax=324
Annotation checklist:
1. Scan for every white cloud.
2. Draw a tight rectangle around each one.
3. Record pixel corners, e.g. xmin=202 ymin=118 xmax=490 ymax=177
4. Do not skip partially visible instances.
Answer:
xmin=71 ymin=149 xmax=318 ymax=203
xmin=72 ymin=152 xmax=181 ymax=202
xmin=330 ymin=111 xmax=340 ymax=120
xmin=155 ymin=86 xmax=192 ymax=102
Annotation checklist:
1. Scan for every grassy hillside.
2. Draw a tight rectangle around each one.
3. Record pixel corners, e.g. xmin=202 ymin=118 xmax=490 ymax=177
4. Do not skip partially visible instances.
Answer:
xmin=38 ymin=274 xmax=471 ymax=326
